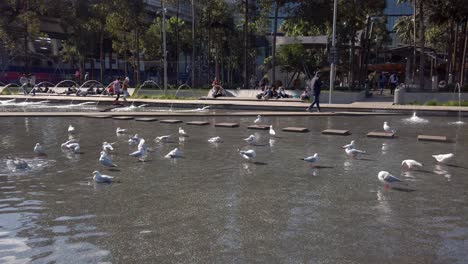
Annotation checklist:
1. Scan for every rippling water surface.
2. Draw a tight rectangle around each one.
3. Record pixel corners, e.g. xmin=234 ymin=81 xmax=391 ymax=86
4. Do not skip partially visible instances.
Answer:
xmin=1 ymin=115 xmax=467 ymax=263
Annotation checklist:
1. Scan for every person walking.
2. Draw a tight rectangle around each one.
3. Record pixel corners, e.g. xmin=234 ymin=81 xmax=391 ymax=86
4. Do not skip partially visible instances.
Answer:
xmin=112 ymin=77 xmax=122 ymax=105
xmin=122 ymin=77 xmax=130 ymax=102
xmin=378 ymin=72 xmax=387 ymax=95
xmin=306 ymin=71 xmax=322 ymax=112
xmin=389 ymin=72 xmax=398 ymax=95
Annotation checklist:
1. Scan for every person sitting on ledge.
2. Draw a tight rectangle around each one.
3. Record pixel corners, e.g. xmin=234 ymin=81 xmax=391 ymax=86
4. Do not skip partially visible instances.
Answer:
xmin=278 ymin=87 xmax=290 ymax=98
xmin=211 ymin=77 xmax=225 ymax=98
xmin=300 ymin=90 xmax=310 ymax=101
xmin=271 ymin=86 xmax=279 ymax=99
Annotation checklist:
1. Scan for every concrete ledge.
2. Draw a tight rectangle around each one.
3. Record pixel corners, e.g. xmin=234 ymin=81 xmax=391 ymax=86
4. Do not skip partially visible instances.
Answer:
xmin=112 ymin=116 xmax=134 ymax=120
xmin=417 ymin=135 xmax=449 ymax=142
xmin=282 ymin=127 xmax=309 ymax=133
xmin=367 ymin=132 xmax=395 ymax=138
xmin=135 ymin=117 xmax=158 ymax=122
xmin=215 ymin=123 xmax=239 ymax=128
xmin=160 ymin=119 xmax=183 ymax=124
xmin=248 ymin=125 xmax=270 ymax=130
xmin=322 ymin=129 xmax=351 ymax=136
xmin=186 ymin=121 xmax=210 ymax=126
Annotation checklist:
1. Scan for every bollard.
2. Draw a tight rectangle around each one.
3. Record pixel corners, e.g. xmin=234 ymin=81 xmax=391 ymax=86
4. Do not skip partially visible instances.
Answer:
xmin=393 ymin=86 xmax=404 ymax=105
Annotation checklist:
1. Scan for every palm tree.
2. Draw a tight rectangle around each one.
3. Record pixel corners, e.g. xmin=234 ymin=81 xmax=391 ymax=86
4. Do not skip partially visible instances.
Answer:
xmin=393 ymin=16 xmax=414 ymax=45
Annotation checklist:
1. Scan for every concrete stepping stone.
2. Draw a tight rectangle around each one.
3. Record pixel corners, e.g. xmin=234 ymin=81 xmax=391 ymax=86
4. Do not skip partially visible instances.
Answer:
xmin=86 ymin=115 xmax=112 ymax=119
xmin=112 ymin=116 xmax=134 ymax=120
xmin=367 ymin=132 xmax=395 ymax=138
xmin=135 ymin=117 xmax=158 ymax=122
xmin=417 ymin=135 xmax=448 ymax=142
xmin=160 ymin=119 xmax=183 ymax=124
xmin=322 ymin=129 xmax=351 ymax=136
xmin=282 ymin=127 xmax=309 ymax=133
xmin=215 ymin=123 xmax=239 ymax=128
xmin=186 ymin=121 xmax=210 ymax=126
xmin=248 ymin=125 xmax=270 ymax=130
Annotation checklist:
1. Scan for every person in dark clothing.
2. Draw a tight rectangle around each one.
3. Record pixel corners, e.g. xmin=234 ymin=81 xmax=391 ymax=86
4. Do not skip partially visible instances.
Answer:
xmin=306 ymin=71 xmax=322 ymax=112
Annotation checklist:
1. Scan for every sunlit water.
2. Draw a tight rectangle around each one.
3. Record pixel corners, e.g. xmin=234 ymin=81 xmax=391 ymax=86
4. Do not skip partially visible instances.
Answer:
xmin=1 ymin=115 xmax=468 ymax=263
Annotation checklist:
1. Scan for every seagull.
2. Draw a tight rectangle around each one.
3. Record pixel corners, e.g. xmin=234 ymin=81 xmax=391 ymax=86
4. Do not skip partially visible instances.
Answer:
xmin=92 ymin=171 xmax=114 ymax=183
xmin=342 ymin=140 xmax=355 ymax=149
xmin=401 ymin=159 xmax=423 ymax=170
xmin=239 ymin=149 xmax=256 ymax=161
xmin=378 ymin=171 xmax=403 ymax=185
xmin=128 ymin=134 xmax=140 ymax=145
xmin=155 ymin=135 xmax=171 ymax=143
xmin=432 ymin=153 xmax=454 ymax=164
xmin=179 ymin=127 xmax=187 ymax=136
xmin=102 ymin=142 xmax=115 ymax=152
xmin=269 ymin=125 xmax=276 ymax=136
xmin=383 ymin=122 xmax=396 ymax=133
xmin=6 ymin=158 xmax=29 ymax=170
xmin=243 ymin=135 xmax=256 ymax=143
xmin=61 ymin=139 xmax=78 ymax=149
xmin=254 ymin=115 xmax=262 ymax=123
xmin=165 ymin=148 xmax=183 ymax=158
xmin=68 ymin=125 xmax=75 ymax=133
xmin=129 ymin=144 xmax=147 ymax=161
xmin=34 ymin=143 xmax=46 ymax=155
xmin=344 ymin=146 xmax=366 ymax=158
xmin=137 ymin=104 xmax=148 ymax=108
xmin=208 ymin=136 xmax=222 ymax=143
xmin=62 ymin=142 xmax=80 ymax=153
xmin=99 ymin=151 xmax=117 ymax=167
xmin=116 ymin=127 xmax=127 ymax=134
xmin=302 ymin=153 xmax=320 ymax=165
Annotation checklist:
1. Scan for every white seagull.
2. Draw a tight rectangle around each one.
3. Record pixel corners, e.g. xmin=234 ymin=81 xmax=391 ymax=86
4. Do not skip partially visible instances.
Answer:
xmin=129 ymin=143 xmax=147 ymax=160
xmin=344 ymin=146 xmax=366 ymax=158
xmin=208 ymin=136 xmax=222 ymax=143
xmin=165 ymin=148 xmax=183 ymax=158
xmin=62 ymin=142 xmax=80 ymax=153
xmin=155 ymin=135 xmax=171 ymax=143
xmin=61 ymin=139 xmax=78 ymax=149
xmin=92 ymin=171 xmax=114 ymax=183
xmin=99 ymin=151 xmax=117 ymax=167
xmin=34 ymin=143 xmax=46 ymax=155
xmin=116 ymin=127 xmax=127 ymax=134
xmin=239 ymin=149 xmax=256 ymax=161
xmin=128 ymin=134 xmax=140 ymax=145
xmin=302 ymin=153 xmax=320 ymax=165
xmin=269 ymin=125 xmax=276 ymax=136
xmin=378 ymin=171 xmax=403 ymax=185
xmin=254 ymin=115 xmax=262 ymax=124
xmin=401 ymin=159 xmax=423 ymax=170
xmin=179 ymin=127 xmax=187 ymax=136
xmin=68 ymin=125 xmax=75 ymax=133
xmin=383 ymin=122 xmax=396 ymax=133
xmin=243 ymin=135 xmax=256 ymax=143
xmin=432 ymin=153 xmax=454 ymax=164
xmin=102 ymin=142 xmax=115 ymax=152
xmin=342 ymin=140 xmax=355 ymax=149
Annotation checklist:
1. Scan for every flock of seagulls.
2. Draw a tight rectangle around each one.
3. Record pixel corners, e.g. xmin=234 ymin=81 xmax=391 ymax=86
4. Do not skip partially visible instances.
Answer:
xmin=7 ymin=116 xmax=457 ymax=188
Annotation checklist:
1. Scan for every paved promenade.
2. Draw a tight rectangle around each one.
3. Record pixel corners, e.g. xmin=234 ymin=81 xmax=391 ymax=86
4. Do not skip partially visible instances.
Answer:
xmin=0 ymin=95 xmax=467 ymax=116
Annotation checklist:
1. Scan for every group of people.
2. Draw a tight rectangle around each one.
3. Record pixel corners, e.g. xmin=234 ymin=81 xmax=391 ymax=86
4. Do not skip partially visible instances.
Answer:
xmin=109 ymin=76 xmax=131 ymax=104
xmin=375 ymin=72 xmax=399 ymax=95
xmin=255 ymin=86 xmax=291 ymax=100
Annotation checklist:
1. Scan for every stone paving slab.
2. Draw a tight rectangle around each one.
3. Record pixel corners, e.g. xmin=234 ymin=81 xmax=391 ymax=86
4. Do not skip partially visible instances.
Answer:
xmin=367 ymin=132 xmax=395 ymax=138
xmin=247 ymin=125 xmax=270 ymax=130
xmin=186 ymin=121 xmax=210 ymax=126
xmin=112 ymin=116 xmax=134 ymax=120
xmin=160 ymin=119 xmax=183 ymax=124
xmin=85 ymin=115 xmax=112 ymax=119
xmin=135 ymin=117 xmax=159 ymax=122
xmin=322 ymin=129 xmax=351 ymax=136
xmin=417 ymin=135 xmax=449 ymax=142
xmin=215 ymin=123 xmax=239 ymax=128
xmin=282 ymin=127 xmax=309 ymax=133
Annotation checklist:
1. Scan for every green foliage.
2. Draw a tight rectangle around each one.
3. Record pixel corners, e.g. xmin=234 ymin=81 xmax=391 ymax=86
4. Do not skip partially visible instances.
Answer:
xmin=424 ymin=99 xmax=438 ymax=106
xmin=393 ymin=16 xmax=415 ymax=45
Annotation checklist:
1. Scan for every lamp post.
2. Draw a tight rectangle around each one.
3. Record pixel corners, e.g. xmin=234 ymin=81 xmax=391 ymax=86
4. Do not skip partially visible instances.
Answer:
xmin=191 ymin=0 xmax=195 ymax=88
xmin=162 ymin=4 xmax=168 ymax=95
xmin=329 ymin=0 xmax=337 ymax=104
